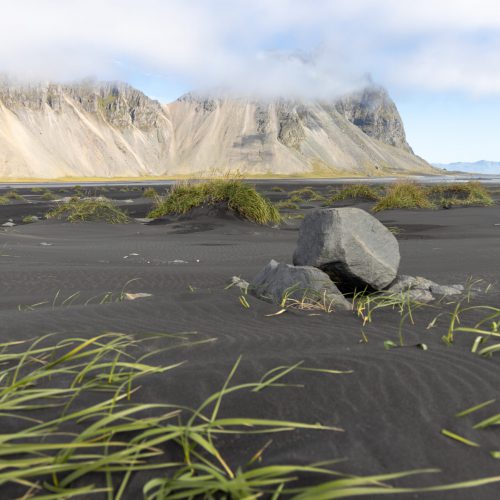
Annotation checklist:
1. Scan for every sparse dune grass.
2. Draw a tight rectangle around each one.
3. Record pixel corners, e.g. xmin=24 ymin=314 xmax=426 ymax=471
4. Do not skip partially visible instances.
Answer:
xmin=373 ymin=181 xmax=493 ymax=212
xmin=327 ymin=184 xmax=380 ymax=203
xmin=289 ymin=187 xmax=325 ymax=202
xmin=143 ymin=187 xmax=159 ymax=198
xmin=5 ymin=190 xmax=24 ymax=200
xmin=275 ymin=200 xmax=300 ymax=210
xmin=47 ymin=198 xmax=129 ymax=223
xmin=427 ymin=181 xmax=494 ymax=208
xmin=289 ymin=193 xmax=304 ymax=203
xmin=0 ymin=195 xmax=9 ymax=205
xmin=149 ymin=179 xmax=281 ymax=224
xmin=41 ymin=190 xmax=56 ymax=201
xmin=21 ymin=215 xmax=38 ymax=224
xmin=2 ymin=334 xmax=499 ymax=497
xmin=373 ymin=181 xmax=434 ymax=212
xmin=284 ymin=213 xmax=305 ymax=220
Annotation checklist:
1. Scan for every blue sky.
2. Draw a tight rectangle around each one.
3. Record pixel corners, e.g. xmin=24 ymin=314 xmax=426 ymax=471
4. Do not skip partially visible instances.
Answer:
xmin=394 ymin=91 xmax=500 ymax=164
xmin=1 ymin=0 xmax=500 ymax=165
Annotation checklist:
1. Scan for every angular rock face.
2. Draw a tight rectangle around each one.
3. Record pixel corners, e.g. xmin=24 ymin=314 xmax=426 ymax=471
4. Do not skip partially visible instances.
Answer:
xmin=167 ymin=91 xmax=437 ymax=177
xmin=293 ymin=208 xmax=400 ymax=291
xmin=0 ymin=80 xmax=173 ymax=178
xmin=251 ymin=259 xmax=352 ymax=311
xmin=334 ymin=86 xmax=412 ymax=153
xmin=0 ymin=79 xmax=437 ymax=178
xmin=0 ymin=81 xmax=165 ymax=130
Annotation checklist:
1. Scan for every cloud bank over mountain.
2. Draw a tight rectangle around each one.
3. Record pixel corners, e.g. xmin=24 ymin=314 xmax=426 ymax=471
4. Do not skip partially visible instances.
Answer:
xmin=1 ymin=1 xmax=500 ymax=99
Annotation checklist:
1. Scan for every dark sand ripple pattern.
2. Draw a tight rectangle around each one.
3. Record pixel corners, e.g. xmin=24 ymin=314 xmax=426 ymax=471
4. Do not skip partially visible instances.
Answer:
xmin=0 ymin=186 xmax=500 ymax=498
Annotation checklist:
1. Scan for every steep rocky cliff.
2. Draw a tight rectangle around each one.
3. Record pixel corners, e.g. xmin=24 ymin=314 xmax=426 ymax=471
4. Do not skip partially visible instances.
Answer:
xmin=168 ymin=91 xmax=434 ymax=176
xmin=0 ymin=81 xmax=172 ymax=178
xmin=0 ymin=80 xmax=434 ymax=178
xmin=334 ymin=86 xmax=412 ymax=152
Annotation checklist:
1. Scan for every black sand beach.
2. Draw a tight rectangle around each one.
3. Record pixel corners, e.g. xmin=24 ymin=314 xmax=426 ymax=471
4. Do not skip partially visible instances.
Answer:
xmin=1 ymin=182 xmax=500 ymax=498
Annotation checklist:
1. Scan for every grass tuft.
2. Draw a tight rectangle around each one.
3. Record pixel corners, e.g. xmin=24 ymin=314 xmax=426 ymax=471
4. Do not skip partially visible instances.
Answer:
xmin=5 ymin=190 xmax=24 ymax=201
xmin=0 ymin=196 xmax=9 ymax=205
xmin=288 ymin=188 xmax=325 ymax=202
xmin=327 ymin=184 xmax=380 ymax=203
xmin=427 ymin=181 xmax=494 ymax=208
xmin=149 ymin=179 xmax=281 ymax=225
xmin=373 ymin=182 xmax=433 ymax=212
xmin=274 ymin=200 xmax=300 ymax=210
xmin=47 ymin=198 xmax=129 ymax=223
xmin=21 ymin=215 xmax=39 ymax=224
xmin=143 ymin=187 xmax=159 ymax=198
xmin=41 ymin=190 xmax=56 ymax=201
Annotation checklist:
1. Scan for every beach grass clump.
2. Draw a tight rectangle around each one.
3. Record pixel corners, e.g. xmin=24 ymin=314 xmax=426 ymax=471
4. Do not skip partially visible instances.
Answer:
xmin=5 ymin=190 xmax=24 ymax=200
xmin=41 ymin=190 xmax=56 ymax=201
xmin=427 ymin=181 xmax=494 ymax=208
xmin=149 ymin=179 xmax=281 ymax=224
xmin=31 ymin=187 xmax=44 ymax=193
xmin=279 ymin=287 xmax=345 ymax=313
xmin=289 ymin=193 xmax=305 ymax=203
xmin=373 ymin=181 xmax=433 ymax=212
xmin=47 ymin=198 xmax=129 ymax=223
xmin=22 ymin=215 xmax=38 ymax=224
xmin=271 ymin=186 xmax=285 ymax=192
xmin=0 ymin=195 xmax=9 ymax=205
xmin=289 ymin=187 xmax=325 ymax=202
xmin=327 ymin=184 xmax=381 ymax=203
xmin=274 ymin=200 xmax=300 ymax=210
xmin=143 ymin=187 xmax=159 ymax=198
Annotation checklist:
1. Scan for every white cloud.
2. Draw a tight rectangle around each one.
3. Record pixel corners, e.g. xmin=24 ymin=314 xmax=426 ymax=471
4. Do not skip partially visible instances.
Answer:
xmin=1 ymin=0 xmax=500 ymax=98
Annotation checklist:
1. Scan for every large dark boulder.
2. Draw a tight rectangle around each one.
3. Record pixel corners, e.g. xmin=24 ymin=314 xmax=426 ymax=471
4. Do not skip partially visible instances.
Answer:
xmin=293 ymin=208 xmax=400 ymax=291
xmin=250 ymin=259 xmax=352 ymax=311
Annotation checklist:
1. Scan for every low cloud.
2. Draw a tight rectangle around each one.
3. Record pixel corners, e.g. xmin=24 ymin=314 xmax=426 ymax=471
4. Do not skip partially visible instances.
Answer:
xmin=1 ymin=0 xmax=500 ymax=99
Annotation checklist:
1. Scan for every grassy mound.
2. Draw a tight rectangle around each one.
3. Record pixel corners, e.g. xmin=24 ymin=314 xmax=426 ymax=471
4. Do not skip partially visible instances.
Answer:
xmin=47 ymin=198 xmax=129 ymax=223
xmin=274 ymin=200 xmax=300 ymax=210
xmin=22 ymin=215 xmax=38 ymax=224
xmin=374 ymin=181 xmax=493 ymax=212
xmin=41 ymin=190 xmax=56 ymax=201
xmin=143 ymin=187 xmax=159 ymax=198
xmin=288 ymin=187 xmax=325 ymax=202
xmin=5 ymin=190 xmax=24 ymax=200
xmin=373 ymin=182 xmax=433 ymax=212
xmin=149 ymin=180 xmax=281 ymax=224
xmin=427 ymin=181 xmax=493 ymax=208
xmin=328 ymin=184 xmax=380 ymax=203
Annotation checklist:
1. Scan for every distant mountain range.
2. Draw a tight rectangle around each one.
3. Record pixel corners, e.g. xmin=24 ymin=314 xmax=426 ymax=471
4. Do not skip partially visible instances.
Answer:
xmin=433 ymin=160 xmax=500 ymax=175
xmin=0 ymin=79 xmax=436 ymax=178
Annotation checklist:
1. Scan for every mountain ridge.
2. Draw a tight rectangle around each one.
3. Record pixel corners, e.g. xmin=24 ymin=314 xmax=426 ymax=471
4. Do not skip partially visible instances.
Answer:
xmin=0 ymin=80 xmax=436 ymax=178
xmin=433 ymin=160 xmax=500 ymax=175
